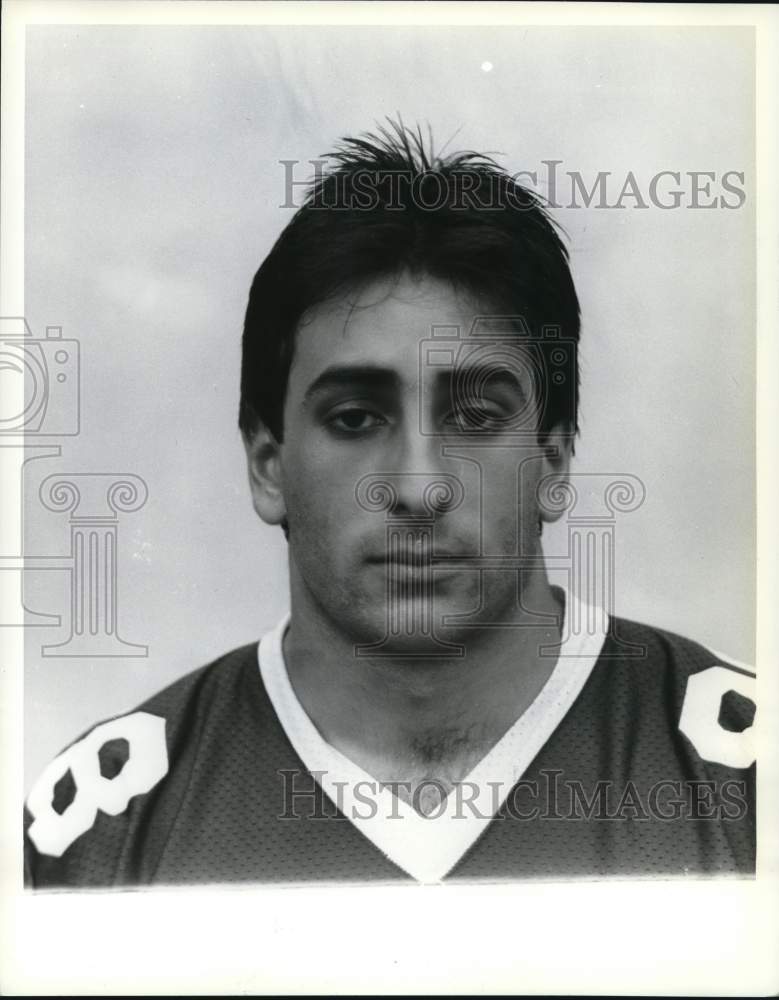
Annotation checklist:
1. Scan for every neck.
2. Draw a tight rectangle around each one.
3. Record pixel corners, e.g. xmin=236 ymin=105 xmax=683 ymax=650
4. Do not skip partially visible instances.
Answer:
xmin=281 ymin=567 xmax=564 ymax=786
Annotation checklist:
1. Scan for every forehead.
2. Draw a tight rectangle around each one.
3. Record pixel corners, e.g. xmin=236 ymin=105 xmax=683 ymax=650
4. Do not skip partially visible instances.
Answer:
xmin=287 ymin=273 xmax=524 ymax=394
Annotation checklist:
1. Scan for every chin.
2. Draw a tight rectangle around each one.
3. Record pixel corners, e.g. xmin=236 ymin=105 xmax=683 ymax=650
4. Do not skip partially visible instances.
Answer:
xmin=338 ymin=591 xmax=478 ymax=659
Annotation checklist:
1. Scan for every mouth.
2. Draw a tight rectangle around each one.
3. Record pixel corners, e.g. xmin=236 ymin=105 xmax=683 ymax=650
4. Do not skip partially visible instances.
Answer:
xmin=365 ymin=551 xmax=463 ymax=578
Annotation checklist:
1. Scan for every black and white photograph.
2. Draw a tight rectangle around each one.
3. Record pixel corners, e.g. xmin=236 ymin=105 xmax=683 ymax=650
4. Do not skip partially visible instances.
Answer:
xmin=2 ymin=0 xmax=777 ymax=994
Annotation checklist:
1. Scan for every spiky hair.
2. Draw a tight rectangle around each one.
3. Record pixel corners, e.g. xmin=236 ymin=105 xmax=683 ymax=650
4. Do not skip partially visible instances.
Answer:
xmin=311 ymin=119 xmax=507 ymax=190
xmin=240 ymin=118 xmax=580 ymax=442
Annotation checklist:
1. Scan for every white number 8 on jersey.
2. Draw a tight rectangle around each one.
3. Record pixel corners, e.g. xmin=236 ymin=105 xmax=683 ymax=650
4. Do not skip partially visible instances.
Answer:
xmin=26 ymin=712 xmax=168 ymax=858
xmin=679 ymin=666 xmax=756 ymax=769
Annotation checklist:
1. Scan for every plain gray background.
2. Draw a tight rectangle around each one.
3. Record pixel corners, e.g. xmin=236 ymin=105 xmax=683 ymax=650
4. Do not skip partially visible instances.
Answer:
xmin=23 ymin=25 xmax=755 ymax=790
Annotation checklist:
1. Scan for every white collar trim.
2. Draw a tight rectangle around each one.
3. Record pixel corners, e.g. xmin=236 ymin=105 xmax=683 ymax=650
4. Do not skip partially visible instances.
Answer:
xmin=258 ymin=596 xmax=607 ymax=884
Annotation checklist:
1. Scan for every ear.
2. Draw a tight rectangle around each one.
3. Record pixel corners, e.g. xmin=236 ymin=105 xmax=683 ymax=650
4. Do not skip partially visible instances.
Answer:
xmin=243 ymin=424 xmax=287 ymax=526
xmin=537 ymin=422 xmax=574 ymax=525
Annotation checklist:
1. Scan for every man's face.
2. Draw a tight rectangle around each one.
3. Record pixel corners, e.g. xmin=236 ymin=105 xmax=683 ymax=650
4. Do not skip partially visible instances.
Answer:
xmin=265 ymin=272 xmax=567 ymax=647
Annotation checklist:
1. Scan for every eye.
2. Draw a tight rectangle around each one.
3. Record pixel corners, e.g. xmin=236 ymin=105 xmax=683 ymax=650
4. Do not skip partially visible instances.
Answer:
xmin=326 ymin=407 xmax=387 ymax=435
xmin=443 ymin=400 xmax=507 ymax=431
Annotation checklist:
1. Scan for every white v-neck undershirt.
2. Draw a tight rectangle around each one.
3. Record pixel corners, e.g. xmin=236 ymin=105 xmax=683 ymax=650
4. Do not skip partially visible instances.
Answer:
xmin=258 ymin=594 xmax=608 ymax=883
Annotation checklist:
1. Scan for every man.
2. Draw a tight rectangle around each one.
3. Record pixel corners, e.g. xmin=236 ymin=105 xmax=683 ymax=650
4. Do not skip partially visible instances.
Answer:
xmin=24 ymin=123 xmax=756 ymax=887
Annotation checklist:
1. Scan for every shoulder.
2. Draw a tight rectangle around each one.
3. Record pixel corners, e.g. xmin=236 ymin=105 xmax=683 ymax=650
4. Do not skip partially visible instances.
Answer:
xmin=24 ymin=641 xmax=265 ymax=888
xmin=604 ymin=615 xmax=753 ymax=675
xmin=597 ymin=615 xmax=756 ymax=771
xmin=132 ymin=641 xmax=263 ymax=736
xmin=602 ymin=614 xmax=755 ymax=692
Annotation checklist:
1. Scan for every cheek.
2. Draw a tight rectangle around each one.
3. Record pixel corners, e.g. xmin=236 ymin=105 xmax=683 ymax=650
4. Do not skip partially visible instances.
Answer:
xmin=284 ymin=482 xmax=350 ymax=593
xmin=474 ymin=466 xmax=540 ymax=546
xmin=281 ymin=448 xmax=359 ymax=540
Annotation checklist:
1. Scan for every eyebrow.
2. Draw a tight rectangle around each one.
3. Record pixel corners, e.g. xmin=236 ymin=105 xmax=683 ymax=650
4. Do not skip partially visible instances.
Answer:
xmin=303 ymin=365 xmax=401 ymax=402
xmin=302 ymin=363 xmax=526 ymax=403
xmin=458 ymin=368 xmax=525 ymax=394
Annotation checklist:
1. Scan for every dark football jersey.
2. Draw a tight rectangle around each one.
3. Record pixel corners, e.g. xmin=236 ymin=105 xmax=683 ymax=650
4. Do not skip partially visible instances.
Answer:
xmin=24 ymin=615 xmax=756 ymax=888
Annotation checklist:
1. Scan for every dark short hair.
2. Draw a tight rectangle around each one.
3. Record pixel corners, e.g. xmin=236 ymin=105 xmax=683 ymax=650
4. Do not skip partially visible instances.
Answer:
xmin=239 ymin=121 xmax=580 ymax=442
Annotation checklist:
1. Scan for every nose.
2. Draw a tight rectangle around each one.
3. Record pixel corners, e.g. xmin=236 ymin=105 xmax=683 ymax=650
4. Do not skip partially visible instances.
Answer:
xmin=355 ymin=427 xmax=464 ymax=520
xmin=355 ymin=470 xmax=464 ymax=520
xmin=394 ymin=419 xmax=458 ymax=518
